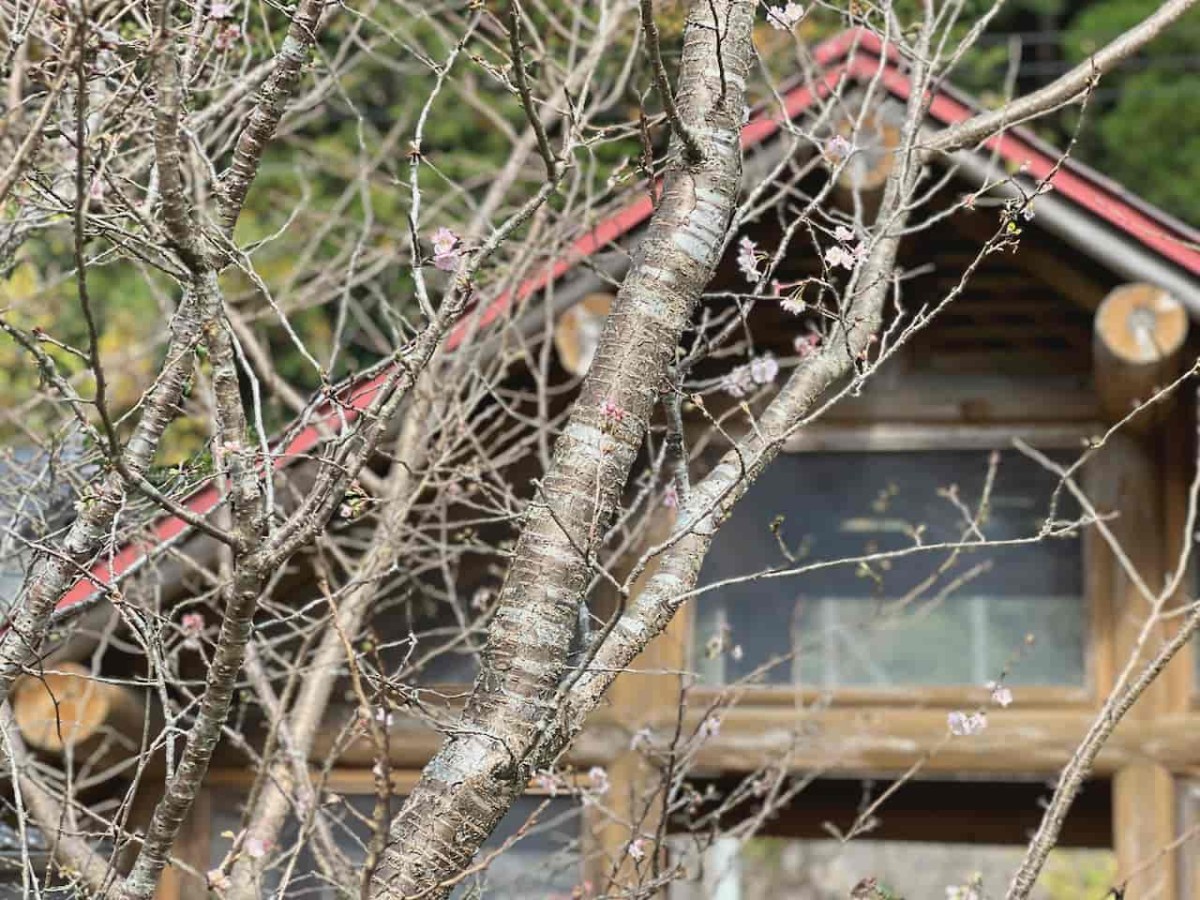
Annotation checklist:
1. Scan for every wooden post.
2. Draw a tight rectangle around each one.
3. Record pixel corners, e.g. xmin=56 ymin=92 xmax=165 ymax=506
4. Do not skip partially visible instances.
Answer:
xmin=12 ymin=662 xmax=161 ymax=778
xmin=1093 ymin=283 xmax=1188 ymax=429
xmin=589 ymin=508 xmax=686 ymax=896
xmin=1113 ymin=764 xmax=1178 ymax=899
xmin=1091 ymin=285 xmax=1191 ymax=897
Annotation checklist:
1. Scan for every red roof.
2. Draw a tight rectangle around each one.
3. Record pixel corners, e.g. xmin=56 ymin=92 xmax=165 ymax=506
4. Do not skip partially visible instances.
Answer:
xmin=49 ymin=28 xmax=1200 ymax=621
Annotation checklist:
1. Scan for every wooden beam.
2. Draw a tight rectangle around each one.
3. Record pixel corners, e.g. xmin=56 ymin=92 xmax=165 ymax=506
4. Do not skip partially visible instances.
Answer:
xmin=308 ymin=706 xmax=624 ymax=769
xmin=1093 ymin=283 xmax=1189 ymax=430
xmin=782 ymin=421 xmax=1097 ymax=453
xmin=648 ymin=706 xmax=1200 ymax=776
xmin=695 ymin=774 xmax=1113 ymax=848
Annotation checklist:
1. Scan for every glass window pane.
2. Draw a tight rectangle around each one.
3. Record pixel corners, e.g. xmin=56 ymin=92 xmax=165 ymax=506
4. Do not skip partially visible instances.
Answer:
xmin=693 ymin=450 xmax=1085 ymax=687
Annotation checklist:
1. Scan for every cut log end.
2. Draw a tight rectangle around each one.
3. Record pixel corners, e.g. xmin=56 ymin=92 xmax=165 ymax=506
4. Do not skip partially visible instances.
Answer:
xmin=13 ymin=662 xmax=143 ymax=755
xmin=554 ymin=293 xmax=614 ymax=376
xmin=1095 ymin=283 xmax=1187 ymax=365
xmin=1093 ymin=283 xmax=1189 ymax=427
xmin=832 ymin=109 xmax=901 ymax=195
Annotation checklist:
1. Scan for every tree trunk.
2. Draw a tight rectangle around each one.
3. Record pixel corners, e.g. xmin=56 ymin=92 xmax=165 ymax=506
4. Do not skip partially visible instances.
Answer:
xmin=370 ymin=0 xmax=758 ymax=894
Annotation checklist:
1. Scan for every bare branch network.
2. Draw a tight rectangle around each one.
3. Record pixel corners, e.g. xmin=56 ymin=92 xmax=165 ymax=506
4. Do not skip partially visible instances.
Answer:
xmin=0 ymin=0 xmax=1198 ymax=898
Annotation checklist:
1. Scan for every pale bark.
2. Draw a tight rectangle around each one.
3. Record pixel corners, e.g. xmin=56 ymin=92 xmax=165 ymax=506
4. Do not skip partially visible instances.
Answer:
xmin=0 ymin=0 xmax=331 ymax=704
xmin=119 ymin=268 xmax=269 ymax=897
xmin=0 ymin=283 xmax=212 ymax=697
xmin=371 ymin=0 xmax=759 ymax=893
xmin=216 ymin=0 xmax=329 ymax=235
xmin=543 ymin=19 xmax=934 ymax=816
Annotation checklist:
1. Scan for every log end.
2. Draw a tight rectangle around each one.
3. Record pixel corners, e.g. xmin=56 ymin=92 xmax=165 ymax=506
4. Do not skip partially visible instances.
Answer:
xmin=554 ymin=293 xmax=614 ymax=375
xmin=13 ymin=663 xmax=115 ymax=753
xmin=1094 ymin=283 xmax=1187 ymax=366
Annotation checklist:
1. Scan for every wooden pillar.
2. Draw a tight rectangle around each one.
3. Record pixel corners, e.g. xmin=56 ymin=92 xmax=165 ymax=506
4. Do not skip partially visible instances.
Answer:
xmin=1092 ymin=433 xmax=1179 ymax=897
xmin=1114 ymin=764 xmax=1177 ymax=900
xmin=1092 ymin=286 xmax=1189 ymax=897
xmin=588 ymin=508 xmax=688 ymax=896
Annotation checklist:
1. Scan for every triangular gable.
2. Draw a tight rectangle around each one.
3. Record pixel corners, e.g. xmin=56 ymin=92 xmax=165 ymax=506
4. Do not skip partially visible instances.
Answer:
xmin=44 ymin=28 xmax=1200 ymax=624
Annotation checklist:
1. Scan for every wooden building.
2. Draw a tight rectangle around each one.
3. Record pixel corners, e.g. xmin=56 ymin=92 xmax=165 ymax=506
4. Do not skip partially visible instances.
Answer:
xmin=9 ymin=29 xmax=1200 ymax=900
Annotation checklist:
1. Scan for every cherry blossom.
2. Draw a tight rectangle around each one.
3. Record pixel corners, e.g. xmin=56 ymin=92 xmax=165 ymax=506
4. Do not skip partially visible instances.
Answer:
xmin=431 ymin=226 xmax=462 ymax=271
xmin=535 ymin=771 xmax=561 ymax=797
xmin=181 ymin=612 xmax=205 ymax=634
xmin=244 ymin=835 xmax=272 ymax=859
xmin=824 ymin=245 xmax=855 ymax=271
xmin=825 ymin=134 xmax=854 ymax=160
xmin=794 ymin=332 xmax=822 ymax=358
xmin=749 ymin=353 xmax=779 ymax=385
xmin=628 ymin=837 xmax=647 ymax=861
xmin=698 ymin=715 xmax=721 ymax=740
xmin=987 ymin=682 xmax=1013 ymax=707
xmin=833 ymin=225 xmax=855 ymax=243
xmin=947 ymin=710 xmax=987 ymax=736
xmin=210 ymin=1 xmax=234 ymax=17
xmin=587 ymin=766 xmax=609 ymax=795
xmin=780 ymin=295 xmax=806 ymax=315
xmin=766 ymin=2 xmax=804 ymax=31
xmin=600 ymin=399 xmax=626 ymax=424
xmin=662 ymin=483 xmax=678 ymax=509
xmin=214 ymin=24 xmax=240 ymax=50
xmin=736 ymin=236 xmax=761 ymax=283
xmin=721 ymin=364 xmax=755 ymax=398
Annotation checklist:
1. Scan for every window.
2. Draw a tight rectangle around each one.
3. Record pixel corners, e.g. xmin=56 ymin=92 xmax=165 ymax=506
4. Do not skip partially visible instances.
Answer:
xmin=209 ymin=790 xmax=582 ymax=898
xmin=693 ymin=449 xmax=1086 ymax=688
xmin=0 ymin=820 xmax=71 ymax=898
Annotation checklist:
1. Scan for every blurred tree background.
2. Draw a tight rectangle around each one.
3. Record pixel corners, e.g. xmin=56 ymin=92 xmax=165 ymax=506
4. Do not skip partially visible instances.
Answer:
xmin=947 ymin=0 xmax=1200 ymax=224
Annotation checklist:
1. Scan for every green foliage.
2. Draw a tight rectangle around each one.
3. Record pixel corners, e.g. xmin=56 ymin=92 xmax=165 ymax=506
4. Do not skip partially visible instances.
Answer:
xmin=951 ymin=0 xmax=1200 ymax=224
xmin=1062 ymin=0 xmax=1200 ymax=223
xmin=1040 ymin=848 xmax=1117 ymax=899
